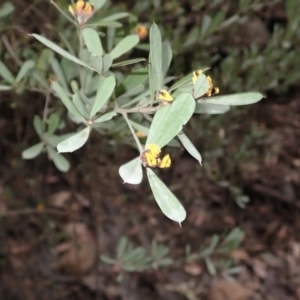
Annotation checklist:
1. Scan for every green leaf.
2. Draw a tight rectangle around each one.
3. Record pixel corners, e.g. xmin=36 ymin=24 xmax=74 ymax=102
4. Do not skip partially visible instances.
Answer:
xmin=22 ymin=142 xmax=44 ymax=159
xmin=90 ymin=0 xmax=106 ymax=10
xmin=117 ymin=237 xmax=128 ymax=258
xmin=31 ymin=34 xmax=90 ymax=69
xmin=204 ymin=92 xmax=264 ymax=106
xmin=0 ymin=60 xmax=14 ymax=84
xmin=15 ymin=60 xmax=35 ymax=83
xmin=193 ymin=74 xmax=209 ymax=99
xmin=88 ymin=20 xmax=122 ymax=28
xmin=201 ymin=15 xmax=212 ymax=36
xmin=0 ymin=2 xmax=14 ymax=18
xmin=73 ymin=92 xmax=90 ymax=119
xmin=129 ymin=120 xmax=149 ymax=136
xmin=57 ymin=126 xmax=91 ymax=153
xmin=47 ymin=113 xmax=60 ymax=134
xmin=146 ymin=93 xmax=196 ymax=148
xmin=90 ymin=76 xmax=116 ymax=117
xmin=162 ymin=41 xmax=172 ymax=78
xmin=120 ymin=67 xmax=148 ymax=92
xmin=82 ymin=28 xmax=103 ymax=56
xmin=119 ymin=157 xmax=143 ymax=185
xmin=109 ymin=35 xmax=139 ymax=60
xmin=90 ymin=56 xmax=103 ymax=74
xmin=112 ymin=58 xmax=146 ymax=68
xmin=195 ymin=103 xmax=230 ymax=114
xmin=100 ymin=12 xmax=129 ymax=22
xmin=178 ymin=131 xmax=202 ymax=165
xmin=33 ymin=115 xmax=44 ymax=139
xmin=149 ymin=23 xmax=163 ymax=91
xmin=0 ymin=85 xmax=12 ymax=91
xmin=50 ymin=58 xmax=70 ymax=93
xmin=147 ymin=168 xmax=186 ymax=223
xmin=102 ymin=55 xmax=113 ymax=71
xmin=47 ymin=146 xmax=70 ymax=172
xmin=93 ymin=111 xmax=116 ymax=123
xmin=51 ymin=81 xmax=84 ymax=121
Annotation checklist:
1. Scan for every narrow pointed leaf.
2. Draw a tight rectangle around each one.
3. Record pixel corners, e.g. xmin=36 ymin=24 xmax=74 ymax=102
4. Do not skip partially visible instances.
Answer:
xmin=33 ymin=115 xmax=44 ymax=139
xmin=90 ymin=56 xmax=103 ymax=74
xmin=119 ymin=157 xmax=143 ymax=185
xmin=162 ymin=41 xmax=172 ymax=78
xmin=193 ymin=74 xmax=209 ymax=99
xmin=178 ymin=131 xmax=202 ymax=165
xmin=73 ymin=93 xmax=90 ymax=119
xmin=88 ymin=20 xmax=122 ymax=28
xmin=195 ymin=103 xmax=230 ymax=114
xmin=90 ymin=76 xmax=116 ymax=117
xmin=51 ymin=81 xmax=84 ymax=121
xmin=110 ymin=35 xmax=139 ymax=60
xmin=149 ymin=23 xmax=162 ymax=90
xmin=100 ymin=12 xmax=129 ymax=22
xmin=0 ymin=85 xmax=12 ymax=91
xmin=0 ymin=60 xmax=14 ymax=84
xmin=22 ymin=142 xmax=44 ymax=159
xmin=82 ymin=28 xmax=103 ymax=56
xmin=47 ymin=146 xmax=70 ymax=172
xmin=90 ymin=0 xmax=106 ymax=10
xmin=57 ymin=126 xmax=91 ymax=153
xmin=47 ymin=113 xmax=60 ymax=134
xmin=146 ymin=93 xmax=196 ymax=148
xmin=129 ymin=120 xmax=149 ymax=136
xmin=203 ymin=92 xmax=264 ymax=106
xmin=31 ymin=34 xmax=90 ymax=68
xmin=51 ymin=58 xmax=70 ymax=93
xmin=15 ymin=60 xmax=35 ymax=83
xmin=112 ymin=58 xmax=146 ymax=68
xmin=147 ymin=168 xmax=186 ymax=223
xmin=102 ymin=55 xmax=113 ymax=71
xmin=93 ymin=111 xmax=116 ymax=123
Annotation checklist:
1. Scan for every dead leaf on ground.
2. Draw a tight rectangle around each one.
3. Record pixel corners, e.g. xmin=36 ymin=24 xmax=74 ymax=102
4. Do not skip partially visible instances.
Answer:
xmin=54 ymin=222 xmax=96 ymax=275
xmin=49 ymin=191 xmax=71 ymax=208
xmin=183 ymin=263 xmax=203 ymax=276
xmin=208 ymin=279 xmax=250 ymax=300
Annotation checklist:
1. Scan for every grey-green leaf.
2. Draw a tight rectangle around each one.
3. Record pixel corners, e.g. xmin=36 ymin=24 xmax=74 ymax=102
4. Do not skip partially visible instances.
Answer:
xmin=33 ymin=115 xmax=44 ymax=139
xmin=147 ymin=168 xmax=186 ymax=223
xmin=178 ymin=131 xmax=202 ymax=165
xmin=193 ymin=74 xmax=209 ymax=99
xmin=110 ymin=35 xmax=139 ymax=60
xmin=204 ymin=92 xmax=264 ymax=106
xmin=0 ymin=60 xmax=14 ymax=84
xmin=51 ymin=81 xmax=84 ymax=122
xmin=31 ymin=34 xmax=90 ymax=69
xmin=15 ymin=60 xmax=35 ymax=83
xmin=93 ymin=111 xmax=116 ymax=123
xmin=195 ymin=103 xmax=230 ymax=114
xmin=47 ymin=146 xmax=70 ymax=172
xmin=22 ymin=142 xmax=44 ymax=159
xmin=146 ymin=93 xmax=196 ymax=148
xmin=149 ymin=23 xmax=162 ymax=91
xmin=57 ymin=126 xmax=91 ymax=153
xmin=119 ymin=157 xmax=143 ymax=185
xmin=82 ymin=28 xmax=103 ymax=56
xmin=90 ymin=76 xmax=116 ymax=117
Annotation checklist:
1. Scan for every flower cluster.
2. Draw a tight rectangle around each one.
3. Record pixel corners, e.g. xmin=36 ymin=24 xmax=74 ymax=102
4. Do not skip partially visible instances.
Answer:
xmin=141 ymin=144 xmax=171 ymax=169
xmin=192 ymin=69 xmax=219 ymax=97
xmin=68 ymin=0 xmax=94 ymax=24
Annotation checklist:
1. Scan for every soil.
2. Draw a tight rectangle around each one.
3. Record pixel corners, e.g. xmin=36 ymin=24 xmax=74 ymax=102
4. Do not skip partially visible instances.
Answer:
xmin=1 ymin=1 xmax=300 ymax=300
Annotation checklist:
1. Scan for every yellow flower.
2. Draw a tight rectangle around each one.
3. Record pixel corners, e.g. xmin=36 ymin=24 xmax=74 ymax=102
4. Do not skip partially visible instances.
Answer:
xmin=135 ymin=24 xmax=148 ymax=40
xmin=68 ymin=0 xmax=94 ymax=24
xmin=140 ymin=144 xmax=171 ymax=169
xmin=157 ymin=154 xmax=171 ymax=168
xmin=192 ymin=70 xmax=219 ymax=97
xmin=157 ymin=89 xmax=174 ymax=105
xmin=192 ymin=69 xmax=203 ymax=84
